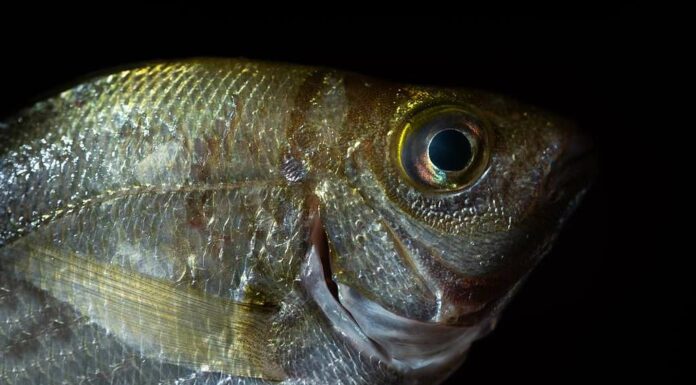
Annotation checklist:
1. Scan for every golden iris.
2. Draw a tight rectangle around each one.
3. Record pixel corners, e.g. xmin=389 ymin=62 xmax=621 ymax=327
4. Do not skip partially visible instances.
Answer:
xmin=397 ymin=105 xmax=490 ymax=192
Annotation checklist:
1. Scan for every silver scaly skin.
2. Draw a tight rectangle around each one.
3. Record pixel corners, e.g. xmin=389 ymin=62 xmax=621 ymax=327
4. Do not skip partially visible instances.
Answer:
xmin=0 ymin=59 xmax=593 ymax=385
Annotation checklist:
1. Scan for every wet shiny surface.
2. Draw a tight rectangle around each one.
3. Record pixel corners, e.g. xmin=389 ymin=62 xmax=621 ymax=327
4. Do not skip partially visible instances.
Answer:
xmin=1 ymin=58 xmax=593 ymax=384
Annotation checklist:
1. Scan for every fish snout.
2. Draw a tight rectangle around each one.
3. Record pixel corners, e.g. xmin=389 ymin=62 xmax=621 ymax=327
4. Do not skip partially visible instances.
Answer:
xmin=544 ymin=127 xmax=596 ymax=209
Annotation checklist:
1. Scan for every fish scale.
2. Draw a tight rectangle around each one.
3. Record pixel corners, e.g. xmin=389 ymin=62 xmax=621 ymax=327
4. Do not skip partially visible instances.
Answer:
xmin=0 ymin=58 xmax=593 ymax=384
xmin=1 ymin=61 xmax=309 ymax=245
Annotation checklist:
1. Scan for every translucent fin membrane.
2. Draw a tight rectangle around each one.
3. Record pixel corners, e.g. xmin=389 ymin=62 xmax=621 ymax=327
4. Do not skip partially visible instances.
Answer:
xmin=10 ymin=244 xmax=286 ymax=381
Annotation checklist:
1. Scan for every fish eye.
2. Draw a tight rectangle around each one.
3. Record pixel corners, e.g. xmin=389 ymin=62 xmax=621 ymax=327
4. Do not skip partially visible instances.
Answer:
xmin=428 ymin=129 xmax=472 ymax=171
xmin=397 ymin=105 xmax=490 ymax=192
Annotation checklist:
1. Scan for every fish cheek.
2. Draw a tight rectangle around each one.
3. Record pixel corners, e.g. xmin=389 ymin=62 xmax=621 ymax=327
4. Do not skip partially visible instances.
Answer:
xmin=340 ymin=140 xmax=549 ymax=325
xmin=316 ymin=178 xmax=439 ymax=322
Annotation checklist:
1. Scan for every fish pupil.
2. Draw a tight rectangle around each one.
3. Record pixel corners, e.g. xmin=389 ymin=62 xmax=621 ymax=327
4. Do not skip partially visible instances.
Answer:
xmin=428 ymin=129 xmax=472 ymax=171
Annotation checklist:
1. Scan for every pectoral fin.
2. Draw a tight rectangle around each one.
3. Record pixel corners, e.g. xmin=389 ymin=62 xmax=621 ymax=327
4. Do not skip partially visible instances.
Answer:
xmin=9 ymin=244 xmax=286 ymax=381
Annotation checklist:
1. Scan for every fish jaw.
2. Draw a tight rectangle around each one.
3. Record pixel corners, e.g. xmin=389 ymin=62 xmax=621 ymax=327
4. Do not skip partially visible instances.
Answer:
xmin=301 ymin=241 xmax=490 ymax=385
xmin=303 ymin=207 xmax=493 ymax=384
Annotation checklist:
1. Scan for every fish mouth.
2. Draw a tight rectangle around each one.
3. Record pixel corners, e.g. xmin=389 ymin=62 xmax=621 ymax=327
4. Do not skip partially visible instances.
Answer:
xmin=302 ymin=210 xmax=488 ymax=379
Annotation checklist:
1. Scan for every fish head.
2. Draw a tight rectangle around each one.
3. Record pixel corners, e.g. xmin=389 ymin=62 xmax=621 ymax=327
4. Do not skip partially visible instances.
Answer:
xmin=307 ymin=74 xmax=595 ymax=373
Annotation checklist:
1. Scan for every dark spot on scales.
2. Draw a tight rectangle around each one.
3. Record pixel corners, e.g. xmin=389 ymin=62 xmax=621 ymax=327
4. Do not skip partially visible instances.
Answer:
xmin=287 ymin=70 xmax=332 ymax=158
xmin=190 ymin=137 xmax=222 ymax=182
xmin=186 ymin=191 xmax=212 ymax=230
xmin=281 ymin=155 xmax=308 ymax=183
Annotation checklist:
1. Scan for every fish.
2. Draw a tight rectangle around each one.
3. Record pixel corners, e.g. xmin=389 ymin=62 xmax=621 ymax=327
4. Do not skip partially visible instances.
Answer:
xmin=0 ymin=58 xmax=594 ymax=385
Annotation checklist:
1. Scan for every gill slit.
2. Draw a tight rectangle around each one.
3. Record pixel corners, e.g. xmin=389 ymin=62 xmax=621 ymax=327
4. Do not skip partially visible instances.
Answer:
xmin=304 ymin=197 xmax=393 ymax=362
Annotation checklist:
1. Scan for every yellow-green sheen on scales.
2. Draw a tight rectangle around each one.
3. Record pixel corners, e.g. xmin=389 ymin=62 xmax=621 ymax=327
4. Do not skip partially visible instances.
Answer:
xmin=0 ymin=59 xmax=594 ymax=385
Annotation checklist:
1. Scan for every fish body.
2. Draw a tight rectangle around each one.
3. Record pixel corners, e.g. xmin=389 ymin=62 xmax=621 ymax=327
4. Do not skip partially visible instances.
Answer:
xmin=0 ymin=59 xmax=593 ymax=384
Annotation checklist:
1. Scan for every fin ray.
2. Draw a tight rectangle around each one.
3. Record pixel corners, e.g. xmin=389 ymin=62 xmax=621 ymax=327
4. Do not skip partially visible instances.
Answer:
xmin=10 ymin=244 xmax=286 ymax=381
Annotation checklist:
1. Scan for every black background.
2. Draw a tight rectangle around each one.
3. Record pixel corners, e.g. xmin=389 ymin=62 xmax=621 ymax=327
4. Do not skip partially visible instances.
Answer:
xmin=1 ymin=10 xmax=682 ymax=384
